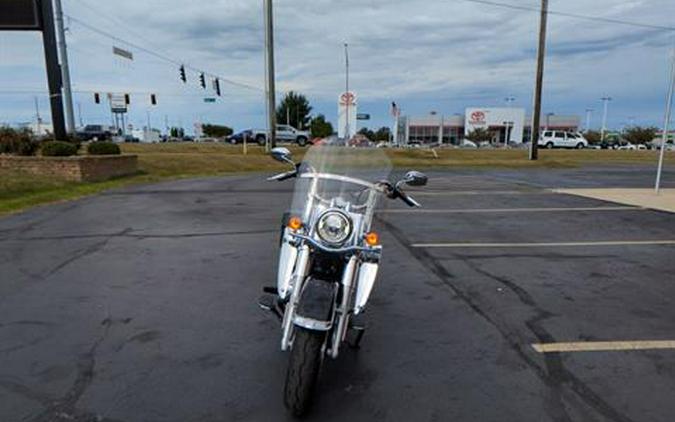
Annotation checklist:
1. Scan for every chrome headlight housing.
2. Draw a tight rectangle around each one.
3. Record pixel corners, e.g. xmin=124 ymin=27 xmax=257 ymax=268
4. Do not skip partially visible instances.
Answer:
xmin=316 ymin=210 xmax=352 ymax=245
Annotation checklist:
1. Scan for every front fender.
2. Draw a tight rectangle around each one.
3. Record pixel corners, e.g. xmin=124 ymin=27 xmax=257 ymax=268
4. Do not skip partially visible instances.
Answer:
xmin=293 ymin=278 xmax=337 ymax=331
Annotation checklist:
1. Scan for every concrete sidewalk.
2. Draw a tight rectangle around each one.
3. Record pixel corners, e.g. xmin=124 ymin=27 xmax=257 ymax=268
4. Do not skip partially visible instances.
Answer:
xmin=556 ymin=188 xmax=675 ymax=213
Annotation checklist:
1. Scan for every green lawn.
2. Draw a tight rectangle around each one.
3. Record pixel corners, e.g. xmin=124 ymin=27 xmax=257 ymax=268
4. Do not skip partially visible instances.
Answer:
xmin=0 ymin=143 xmax=667 ymax=216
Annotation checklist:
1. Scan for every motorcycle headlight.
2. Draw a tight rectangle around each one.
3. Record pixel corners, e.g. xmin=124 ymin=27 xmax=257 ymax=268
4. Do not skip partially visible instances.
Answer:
xmin=316 ymin=211 xmax=352 ymax=245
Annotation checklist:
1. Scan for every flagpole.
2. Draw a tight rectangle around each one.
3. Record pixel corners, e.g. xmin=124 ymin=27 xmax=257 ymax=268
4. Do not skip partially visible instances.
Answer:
xmin=656 ymin=45 xmax=675 ymax=194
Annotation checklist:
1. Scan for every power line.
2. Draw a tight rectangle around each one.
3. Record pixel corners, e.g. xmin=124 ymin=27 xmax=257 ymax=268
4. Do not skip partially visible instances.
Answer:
xmin=64 ymin=15 xmax=263 ymax=92
xmin=456 ymin=0 xmax=675 ymax=32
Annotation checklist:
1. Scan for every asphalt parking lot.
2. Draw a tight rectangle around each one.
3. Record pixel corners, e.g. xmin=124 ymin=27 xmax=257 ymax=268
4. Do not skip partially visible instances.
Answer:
xmin=1 ymin=165 xmax=674 ymax=422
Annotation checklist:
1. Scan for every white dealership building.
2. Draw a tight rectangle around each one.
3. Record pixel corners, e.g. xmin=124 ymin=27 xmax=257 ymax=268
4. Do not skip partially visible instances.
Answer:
xmin=395 ymin=108 xmax=581 ymax=145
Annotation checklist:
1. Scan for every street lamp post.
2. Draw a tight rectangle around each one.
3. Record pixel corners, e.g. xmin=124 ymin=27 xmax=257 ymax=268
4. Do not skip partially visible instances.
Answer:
xmin=344 ymin=42 xmax=350 ymax=140
xmin=585 ymin=108 xmax=593 ymax=132
xmin=601 ymin=97 xmax=612 ymax=142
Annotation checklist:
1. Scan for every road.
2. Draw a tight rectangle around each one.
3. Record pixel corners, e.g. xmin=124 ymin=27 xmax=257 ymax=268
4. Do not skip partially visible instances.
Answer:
xmin=1 ymin=165 xmax=674 ymax=422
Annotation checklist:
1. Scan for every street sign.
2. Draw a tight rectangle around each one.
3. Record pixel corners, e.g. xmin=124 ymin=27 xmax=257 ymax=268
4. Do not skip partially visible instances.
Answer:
xmin=0 ymin=0 xmax=41 ymax=30
xmin=113 ymin=46 xmax=134 ymax=61
xmin=110 ymin=94 xmax=127 ymax=113
xmin=357 ymin=113 xmax=370 ymax=120
xmin=204 ymin=98 xmax=216 ymax=103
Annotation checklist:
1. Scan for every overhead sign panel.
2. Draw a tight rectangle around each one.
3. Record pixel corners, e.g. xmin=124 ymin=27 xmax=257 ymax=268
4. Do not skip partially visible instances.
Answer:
xmin=0 ymin=0 xmax=41 ymax=30
xmin=112 ymin=46 xmax=134 ymax=61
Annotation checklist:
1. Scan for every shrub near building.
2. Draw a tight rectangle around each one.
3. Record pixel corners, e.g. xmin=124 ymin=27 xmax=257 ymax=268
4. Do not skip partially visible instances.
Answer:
xmin=41 ymin=141 xmax=79 ymax=157
xmin=0 ymin=127 xmax=39 ymax=156
xmin=87 ymin=141 xmax=121 ymax=155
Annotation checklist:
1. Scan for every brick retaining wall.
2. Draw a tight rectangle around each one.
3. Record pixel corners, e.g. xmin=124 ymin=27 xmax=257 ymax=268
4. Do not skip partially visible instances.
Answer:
xmin=0 ymin=155 xmax=139 ymax=182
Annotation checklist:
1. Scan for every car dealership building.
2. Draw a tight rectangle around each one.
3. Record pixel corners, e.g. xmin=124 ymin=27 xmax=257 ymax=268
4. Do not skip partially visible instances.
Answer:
xmin=395 ymin=108 xmax=581 ymax=145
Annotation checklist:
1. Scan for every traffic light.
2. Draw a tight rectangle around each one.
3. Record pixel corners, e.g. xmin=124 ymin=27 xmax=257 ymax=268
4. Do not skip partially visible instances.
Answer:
xmin=150 ymin=94 xmax=157 ymax=105
xmin=199 ymin=73 xmax=206 ymax=89
xmin=124 ymin=94 xmax=130 ymax=105
xmin=214 ymin=78 xmax=221 ymax=96
xmin=94 ymin=93 xmax=100 ymax=104
xmin=180 ymin=65 xmax=187 ymax=83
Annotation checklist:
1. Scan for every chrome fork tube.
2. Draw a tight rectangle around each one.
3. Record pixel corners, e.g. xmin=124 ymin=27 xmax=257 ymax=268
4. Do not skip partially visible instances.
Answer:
xmin=330 ymin=256 xmax=357 ymax=358
xmin=281 ymin=244 xmax=311 ymax=351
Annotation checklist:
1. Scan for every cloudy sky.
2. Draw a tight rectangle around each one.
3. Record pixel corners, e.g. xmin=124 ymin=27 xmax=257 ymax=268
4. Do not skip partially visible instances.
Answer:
xmin=1 ymin=0 xmax=674 ymax=133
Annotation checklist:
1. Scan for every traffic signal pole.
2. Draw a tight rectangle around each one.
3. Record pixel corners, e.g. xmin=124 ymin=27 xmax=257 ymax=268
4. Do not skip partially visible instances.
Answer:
xmin=54 ymin=0 xmax=76 ymax=134
xmin=40 ymin=0 xmax=67 ymax=140
xmin=529 ymin=0 xmax=549 ymax=161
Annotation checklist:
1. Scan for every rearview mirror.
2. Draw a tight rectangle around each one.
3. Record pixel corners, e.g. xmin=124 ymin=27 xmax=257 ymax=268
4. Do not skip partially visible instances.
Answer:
xmin=271 ymin=147 xmax=293 ymax=165
xmin=402 ymin=171 xmax=428 ymax=187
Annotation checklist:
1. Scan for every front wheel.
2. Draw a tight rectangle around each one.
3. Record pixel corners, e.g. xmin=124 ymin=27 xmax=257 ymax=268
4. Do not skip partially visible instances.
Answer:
xmin=256 ymin=135 xmax=266 ymax=146
xmin=546 ymin=142 xmax=554 ymax=149
xmin=576 ymin=143 xmax=585 ymax=149
xmin=297 ymin=136 xmax=308 ymax=147
xmin=284 ymin=328 xmax=325 ymax=416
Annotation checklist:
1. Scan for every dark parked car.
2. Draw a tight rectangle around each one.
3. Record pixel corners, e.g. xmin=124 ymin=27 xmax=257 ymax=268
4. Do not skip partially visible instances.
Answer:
xmin=76 ymin=125 xmax=115 ymax=141
xmin=226 ymin=130 xmax=253 ymax=144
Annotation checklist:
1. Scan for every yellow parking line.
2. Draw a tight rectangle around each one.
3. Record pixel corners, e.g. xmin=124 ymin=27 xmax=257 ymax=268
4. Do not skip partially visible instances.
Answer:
xmin=532 ymin=341 xmax=675 ymax=353
xmin=412 ymin=240 xmax=675 ymax=248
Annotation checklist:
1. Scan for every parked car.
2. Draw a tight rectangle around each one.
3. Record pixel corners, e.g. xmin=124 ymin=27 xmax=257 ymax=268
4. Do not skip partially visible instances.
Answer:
xmin=76 ymin=125 xmax=116 ymax=141
xmin=616 ymin=141 xmax=637 ymax=150
xmin=251 ymin=125 xmax=311 ymax=146
xmin=225 ymin=130 xmax=253 ymax=145
xmin=461 ymin=140 xmax=478 ymax=149
xmin=538 ymin=131 xmax=589 ymax=149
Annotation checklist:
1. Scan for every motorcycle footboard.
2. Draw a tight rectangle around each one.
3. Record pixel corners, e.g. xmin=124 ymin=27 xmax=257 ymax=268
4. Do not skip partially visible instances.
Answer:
xmin=293 ymin=278 xmax=337 ymax=332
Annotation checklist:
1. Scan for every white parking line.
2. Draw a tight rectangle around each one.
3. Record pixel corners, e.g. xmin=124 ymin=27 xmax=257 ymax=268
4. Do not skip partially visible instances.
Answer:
xmin=412 ymin=190 xmax=545 ymax=196
xmin=411 ymin=240 xmax=675 ymax=248
xmin=532 ymin=341 xmax=675 ymax=353
xmin=382 ymin=206 xmax=641 ymax=214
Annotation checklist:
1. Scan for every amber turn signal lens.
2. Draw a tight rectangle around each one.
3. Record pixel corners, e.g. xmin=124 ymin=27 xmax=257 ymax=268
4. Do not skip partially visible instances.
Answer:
xmin=365 ymin=232 xmax=379 ymax=246
xmin=287 ymin=216 xmax=303 ymax=231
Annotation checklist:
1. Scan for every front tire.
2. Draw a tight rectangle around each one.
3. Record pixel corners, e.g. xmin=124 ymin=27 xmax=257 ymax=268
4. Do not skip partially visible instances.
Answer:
xmin=546 ymin=142 xmax=554 ymax=149
xmin=576 ymin=143 xmax=585 ymax=149
xmin=256 ymin=135 xmax=266 ymax=146
xmin=297 ymin=136 xmax=308 ymax=147
xmin=284 ymin=328 xmax=325 ymax=416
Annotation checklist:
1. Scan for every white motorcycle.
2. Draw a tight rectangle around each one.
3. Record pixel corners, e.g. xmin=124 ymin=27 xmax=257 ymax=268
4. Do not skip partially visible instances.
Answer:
xmin=259 ymin=144 xmax=427 ymax=415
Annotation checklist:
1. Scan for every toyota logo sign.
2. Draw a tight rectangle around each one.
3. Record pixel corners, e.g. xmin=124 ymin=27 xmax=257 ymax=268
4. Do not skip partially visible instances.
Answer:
xmin=470 ymin=111 xmax=486 ymax=124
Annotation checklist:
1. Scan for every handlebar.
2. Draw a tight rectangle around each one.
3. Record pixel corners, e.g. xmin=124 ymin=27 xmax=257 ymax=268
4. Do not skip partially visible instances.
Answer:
xmin=268 ymin=170 xmax=422 ymax=208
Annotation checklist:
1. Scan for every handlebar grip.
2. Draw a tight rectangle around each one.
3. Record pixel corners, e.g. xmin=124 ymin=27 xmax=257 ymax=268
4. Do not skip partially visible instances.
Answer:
xmin=398 ymin=191 xmax=421 ymax=208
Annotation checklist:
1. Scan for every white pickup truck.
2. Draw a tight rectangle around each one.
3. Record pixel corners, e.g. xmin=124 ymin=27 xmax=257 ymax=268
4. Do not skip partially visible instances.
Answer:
xmin=252 ymin=125 xmax=311 ymax=146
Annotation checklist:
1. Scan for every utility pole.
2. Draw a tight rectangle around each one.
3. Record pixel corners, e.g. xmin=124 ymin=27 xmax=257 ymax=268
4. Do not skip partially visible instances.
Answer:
xmin=529 ymin=0 xmax=548 ymax=161
xmin=77 ymin=102 xmax=83 ymax=127
xmin=344 ymin=42 xmax=350 ymax=140
xmin=263 ymin=0 xmax=277 ymax=149
xmin=34 ymin=97 xmax=42 ymax=135
xmin=601 ymin=97 xmax=612 ymax=142
xmin=585 ymin=108 xmax=593 ymax=132
xmin=53 ymin=0 xmax=76 ymax=134
xmin=656 ymin=47 xmax=675 ymax=194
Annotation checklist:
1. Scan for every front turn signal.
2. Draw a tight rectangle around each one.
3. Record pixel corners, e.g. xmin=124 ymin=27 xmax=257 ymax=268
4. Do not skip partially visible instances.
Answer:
xmin=365 ymin=231 xmax=380 ymax=246
xmin=287 ymin=216 xmax=303 ymax=231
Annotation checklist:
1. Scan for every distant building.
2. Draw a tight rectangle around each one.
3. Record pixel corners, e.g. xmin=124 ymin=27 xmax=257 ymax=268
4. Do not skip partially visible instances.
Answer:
xmin=396 ymin=108 xmax=581 ymax=145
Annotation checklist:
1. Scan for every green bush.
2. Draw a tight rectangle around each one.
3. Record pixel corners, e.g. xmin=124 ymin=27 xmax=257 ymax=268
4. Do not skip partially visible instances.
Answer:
xmin=41 ymin=141 xmax=79 ymax=157
xmin=87 ymin=141 xmax=121 ymax=155
xmin=0 ymin=127 xmax=39 ymax=156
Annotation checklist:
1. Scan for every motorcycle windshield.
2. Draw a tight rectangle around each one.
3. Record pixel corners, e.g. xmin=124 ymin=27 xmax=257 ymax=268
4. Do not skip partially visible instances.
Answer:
xmin=290 ymin=144 xmax=392 ymax=219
